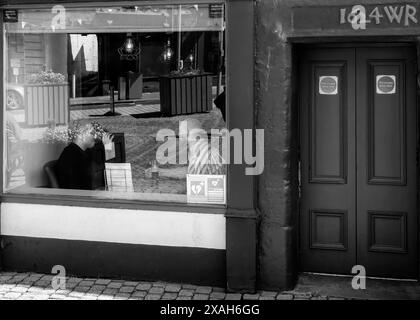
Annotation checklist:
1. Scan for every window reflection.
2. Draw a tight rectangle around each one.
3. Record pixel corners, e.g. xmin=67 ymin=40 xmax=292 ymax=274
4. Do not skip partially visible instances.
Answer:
xmin=4 ymin=4 xmax=227 ymax=205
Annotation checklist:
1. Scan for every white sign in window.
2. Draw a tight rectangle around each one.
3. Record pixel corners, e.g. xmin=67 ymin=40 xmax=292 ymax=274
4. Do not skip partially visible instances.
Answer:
xmin=187 ymin=174 xmax=226 ymax=205
xmin=319 ymin=76 xmax=338 ymax=95
xmin=376 ymin=75 xmax=396 ymax=94
xmin=105 ymin=163 xmax=134 ymax=192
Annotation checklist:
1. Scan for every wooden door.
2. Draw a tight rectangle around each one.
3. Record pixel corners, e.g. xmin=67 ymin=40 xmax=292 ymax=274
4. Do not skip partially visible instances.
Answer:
xmin=299 ymin=45 xmax=418 ymax=278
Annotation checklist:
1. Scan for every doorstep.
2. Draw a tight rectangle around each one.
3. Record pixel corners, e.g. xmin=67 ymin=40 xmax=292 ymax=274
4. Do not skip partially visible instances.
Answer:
xmin=293 ymin=273 xmax=420 ymax=300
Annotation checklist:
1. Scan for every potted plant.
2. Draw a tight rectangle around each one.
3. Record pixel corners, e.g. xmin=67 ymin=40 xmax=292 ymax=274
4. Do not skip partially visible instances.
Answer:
xmin=159 ymin=68 xmax=213 ymax=116
xmin=25 ymin=70 xmax=69 ymax=127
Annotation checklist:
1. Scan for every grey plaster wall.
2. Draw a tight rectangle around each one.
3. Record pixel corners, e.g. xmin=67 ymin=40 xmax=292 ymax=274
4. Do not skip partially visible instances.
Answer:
xmin=255 ymin=0 xmax=296 ymax=290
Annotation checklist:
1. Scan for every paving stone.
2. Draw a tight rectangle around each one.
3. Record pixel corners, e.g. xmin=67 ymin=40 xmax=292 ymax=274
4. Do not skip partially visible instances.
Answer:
xmin=176 ymin=296 xmax=192 ymax=300
xmin=34 ymin=280 xmax=50 ymax=288
xmin=5 ymin=279 xmax=20 ymax=284
xmin=149 ymin=287 xmax=164 ymax=295
xmin=64 ymin=283 xmax=78 ymax=290
xmin=132 ymin=291 xmax=148 ymax=298
xmin=79 ymin=280 xmax=95 ymax=287
xmin=196 ymin=286 xmax=212 ymax=294
xmin=11 ymin=286 xmax=29 ymax=293
xmin=120 ymin=286 xmax=135 ymax=294
xmin=311 ymin=296 xmax=328 ymax=300
xmin=212 ymin=287 xmax=226 ymax=293
xmin=67 ymin=277 xmax=82 ymax=284
xmin=260 ymin=291 xmax=277 ymax=297
xmin=4 ymin=292 xmax=22 ymax=299
xmin=162 ymin=293 xmax=178 ymax=300
xmin=259 ymin=296 xmax=275 ymax=300
xmin=328 ymin=297 xmax=346 ymax=300
xmin=182 ymin=284 xmax=197 ymax=290
xmin=276 ymin=294 xmax=293 ymax=300
xmin=42 ymin=289 xmax=57 ymax=295
xmin=136 ymin=283 xmax=152 ymax=291
xmin=165 ymin=284 xmax=182 ymax=293
xmin=103 ymin=288 xmax=119 ymax=295
xmin=20 ymin=279 xmax=36 ymax=286
xmin=243 ymin=293 xmax=260 ymax=300
xmin=33 ymin=295 xmax=51 ymax=300
xmin=81 ymin=295 xmax=98 ymax=300
xmin=0 ymin=276 xmax=13 ymax=282
xmin=152 ymin=282 xmax=167 ymax=288
xmin=56 ymin=289 xmax=71 ymax=295
xmin=28 ymin=287 xmax=45 ymax=293
xmin=98 ymin=295 xmax=114 ymax=300
xmin=69 ymin=291 xmax=85 ymax=298
xmin=179 ymin=289 xmax=195 ymax=297
xmin=18 ymin=295 xmax=36 ymax=300
xmin=0 ymin=284 xmax=16 ymax=290
xmin=40 ymin=275 xmax=54 ymax=281
xmin=113 ymin=293 xmax=131 ymax=300
xmin=95 ymin=279 xmax=111 ymax=285
xmin=74 ymin=286 xmax=90 ymax=293
xmin=50 ymin=294 xmax=67 ymax=300
xmin=89 ymin=285 xmax=106 ymax=293
xmin=123 ymin=281 xmax=138 ymax=287
xmin=12 ymin=275 xmax=28 ymax=282
xmin=295 ymin=292 xmax=312 ymax=297
xmin=0 ymin=272 xmax=17 ymax=277
xmin=193 ymin=294 xmax=209 ymax=300
xmin=107 ymin=282 xmax=123 ymax=289
xmin=145 ymin=294 xmax=162 ymax=300
xmin=225 ymin=293 xmax=242 ymax=300
xmin=210 ymin=292 xmax=226 ymax=300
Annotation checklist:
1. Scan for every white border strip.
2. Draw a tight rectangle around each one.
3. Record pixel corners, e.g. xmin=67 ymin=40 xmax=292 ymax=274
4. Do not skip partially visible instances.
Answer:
xmin=0 ymin=203 xmax=226 ymax=250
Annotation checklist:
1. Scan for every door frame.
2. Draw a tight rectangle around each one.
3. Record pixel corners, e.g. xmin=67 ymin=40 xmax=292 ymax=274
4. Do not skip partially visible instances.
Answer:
xmin=294 ymin=41 xmax=420 ymax=280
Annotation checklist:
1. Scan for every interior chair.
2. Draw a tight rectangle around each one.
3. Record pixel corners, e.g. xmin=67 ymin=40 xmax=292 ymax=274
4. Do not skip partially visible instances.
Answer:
xmin=43 ymin=160 xmax=60 ymax=188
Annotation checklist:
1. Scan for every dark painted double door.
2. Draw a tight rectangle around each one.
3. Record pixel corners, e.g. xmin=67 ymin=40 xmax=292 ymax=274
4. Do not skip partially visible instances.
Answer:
xmin=299 ymin=46 xmax=417 ymax=278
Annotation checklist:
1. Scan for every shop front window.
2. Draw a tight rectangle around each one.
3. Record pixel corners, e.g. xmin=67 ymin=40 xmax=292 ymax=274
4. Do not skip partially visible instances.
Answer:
xmin=3 ymin=3 xmax=227 ymax=205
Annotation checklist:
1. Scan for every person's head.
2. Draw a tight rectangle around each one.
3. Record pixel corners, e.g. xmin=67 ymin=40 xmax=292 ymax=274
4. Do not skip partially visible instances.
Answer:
xmin=74 ymin=124 xmax=96 ymax=150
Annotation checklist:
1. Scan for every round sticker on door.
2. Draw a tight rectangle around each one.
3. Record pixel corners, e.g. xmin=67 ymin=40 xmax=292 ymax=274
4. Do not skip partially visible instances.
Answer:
xmin=376 ymin=75 xmax=396 ymax=94
xmin=319 ymin=76 xmax=338 ymax=95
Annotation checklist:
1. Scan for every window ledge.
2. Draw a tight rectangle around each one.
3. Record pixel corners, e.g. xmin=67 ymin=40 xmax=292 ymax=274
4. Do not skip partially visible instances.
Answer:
xmin=1 ymin=189 xmax=227 ymax=214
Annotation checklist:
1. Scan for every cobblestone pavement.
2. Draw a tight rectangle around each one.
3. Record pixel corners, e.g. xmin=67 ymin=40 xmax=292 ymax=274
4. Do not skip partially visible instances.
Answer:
xmin=0 ymin=272 xmax=350 ymax=300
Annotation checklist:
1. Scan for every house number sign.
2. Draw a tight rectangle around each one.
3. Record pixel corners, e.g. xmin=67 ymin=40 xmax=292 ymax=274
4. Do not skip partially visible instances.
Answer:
xmin=340 ymin=4 xmax=418 ymax=30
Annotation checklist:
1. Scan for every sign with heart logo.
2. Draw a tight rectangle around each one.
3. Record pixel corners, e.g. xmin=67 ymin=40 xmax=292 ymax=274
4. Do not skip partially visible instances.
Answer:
xmin=187 ymin=175 xmax=226 ymax=205
xmin=191 ymin=181 xmax=205 ymax=195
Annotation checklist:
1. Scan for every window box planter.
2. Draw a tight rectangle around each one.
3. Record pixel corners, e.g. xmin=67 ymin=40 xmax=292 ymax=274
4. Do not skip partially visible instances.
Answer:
xmin=25 ymin=83 xmax=70 ymax=127
xmin=159 ymin=73 xmax=213 ymax=116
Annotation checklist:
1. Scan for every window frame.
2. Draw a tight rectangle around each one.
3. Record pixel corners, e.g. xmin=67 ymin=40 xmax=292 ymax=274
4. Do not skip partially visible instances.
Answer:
xmin=0 ymin=0 xmax=255 ymax=215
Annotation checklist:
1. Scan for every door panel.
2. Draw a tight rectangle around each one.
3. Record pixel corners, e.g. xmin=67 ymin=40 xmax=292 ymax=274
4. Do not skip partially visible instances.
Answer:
xmin=299 ymin=45 xmax=418 ymax=278
xmin=299 ymin=48 xmax=356 ymax=274
xmin=356 ymin=47 xmax=417 ymax=278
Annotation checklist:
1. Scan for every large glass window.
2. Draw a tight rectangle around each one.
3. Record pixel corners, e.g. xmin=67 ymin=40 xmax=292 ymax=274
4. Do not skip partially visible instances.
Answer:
xmin=3 ymin=3 xmax=227 ymax=204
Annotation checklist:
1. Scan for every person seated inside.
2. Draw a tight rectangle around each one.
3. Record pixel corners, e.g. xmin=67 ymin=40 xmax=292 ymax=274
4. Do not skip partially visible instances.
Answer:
xmin=57 ymin=124 xmax=96 ymax=190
